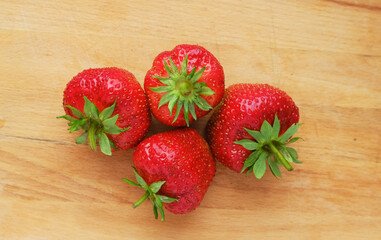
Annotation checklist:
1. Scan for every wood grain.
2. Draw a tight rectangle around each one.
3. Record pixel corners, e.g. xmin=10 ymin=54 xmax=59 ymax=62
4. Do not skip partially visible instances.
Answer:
xmin=0 ymin=0 xmax=380 ymax=239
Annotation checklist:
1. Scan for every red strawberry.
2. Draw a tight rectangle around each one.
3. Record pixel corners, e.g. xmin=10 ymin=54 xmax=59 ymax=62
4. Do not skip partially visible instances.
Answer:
xmin=123 ymin=128 xmax=216 ymax=221
xmin=144 ymin=44 xmax=225 ymax=127
xmin=57 ymin=67 xmax=151 ymax=155
xmin=206 ymin=83 xmax=301 ymax=178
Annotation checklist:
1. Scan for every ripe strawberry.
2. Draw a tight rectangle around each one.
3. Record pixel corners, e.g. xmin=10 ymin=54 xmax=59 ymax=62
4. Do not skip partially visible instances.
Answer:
xmin=206 ymin=83 xmax=302 ymax=178
xmin=144 ymin=44 xmax=225 ymax=127
xmin=57 ymin=67 xmax=151 ymax=155
xmin=123 ymin=128 xmax=216 ymax=221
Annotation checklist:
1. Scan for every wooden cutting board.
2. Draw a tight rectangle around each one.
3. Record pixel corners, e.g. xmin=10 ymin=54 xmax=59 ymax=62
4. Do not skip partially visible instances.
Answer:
xmin=0 ymin=0 xmax=380 ymax=239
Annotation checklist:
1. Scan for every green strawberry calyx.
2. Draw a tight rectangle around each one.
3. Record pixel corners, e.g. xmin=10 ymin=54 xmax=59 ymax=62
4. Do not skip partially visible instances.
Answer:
xmin=150 ymin=54 xmax=215 ymax=126
xmin=57 ymin=96 xmax=130 ymax=156
xmin=234 ymin=114 xmax=302 ymax=179
xmin=123 ymin=167 xmax=178 ymax=221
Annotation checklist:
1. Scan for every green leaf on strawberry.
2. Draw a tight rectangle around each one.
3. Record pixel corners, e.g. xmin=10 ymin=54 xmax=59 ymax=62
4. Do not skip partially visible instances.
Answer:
xmin=57 ymin=96 xmax=130 ymax=156
xmin=234 ymin=114 xmax=302 ymax=179
xmin=150 ymin=54 xmax=216 ymax=127
xmin=123 ymin=167 xmax=178 ymax=221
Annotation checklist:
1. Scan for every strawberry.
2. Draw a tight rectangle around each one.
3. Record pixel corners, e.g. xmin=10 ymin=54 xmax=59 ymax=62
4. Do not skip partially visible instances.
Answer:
xmin=144 ymin=44 xmax=225 ymax=127
xmin=206 ymin=83 xmax=302 ymax=178
xmin=57 ymin=67 xmax=151 ymax=155
xmin=123 ymin=128 xmax=216 ymax=221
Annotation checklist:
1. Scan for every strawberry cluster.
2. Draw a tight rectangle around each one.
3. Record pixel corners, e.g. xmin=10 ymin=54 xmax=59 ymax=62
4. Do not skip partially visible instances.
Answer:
xmin=58 ymin=44 xmax=302 ymax=221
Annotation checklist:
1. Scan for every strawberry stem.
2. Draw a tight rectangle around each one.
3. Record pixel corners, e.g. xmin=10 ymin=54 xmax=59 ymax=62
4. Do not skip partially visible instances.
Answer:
xmin=268 ymin=142 xmax=293 ymax=171
xmin=133 ymin=192 xmax=149 ymax=208
xmin=235 ymin=114 xmax=301 ymax=178
xmin=177 ymin=79 xmax=192 ymax=96
xmin=88 ymin=123 xmax=97 ymax=150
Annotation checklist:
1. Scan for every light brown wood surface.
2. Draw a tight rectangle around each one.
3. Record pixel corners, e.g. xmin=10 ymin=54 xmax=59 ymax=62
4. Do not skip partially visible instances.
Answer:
xmin=1 ymin=0 xmax=380 ymax=239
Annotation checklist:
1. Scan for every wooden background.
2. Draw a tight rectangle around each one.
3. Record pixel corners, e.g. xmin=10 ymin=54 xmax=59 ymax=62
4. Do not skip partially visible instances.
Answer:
xmin=1 ymin=0 xmax=380 ymax=239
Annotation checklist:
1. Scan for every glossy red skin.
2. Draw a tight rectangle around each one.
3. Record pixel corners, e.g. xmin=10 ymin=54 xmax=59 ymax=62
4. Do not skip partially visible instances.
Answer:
xmin=133 ymin=128 xmax=216 ymax=214
xmin=63 ymin=67 xmax=151 ymax=150
xmin=144 ymin=44 xmax=225 ymax=126
xmin=206 ymin=84 xmax=299 ymax=173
